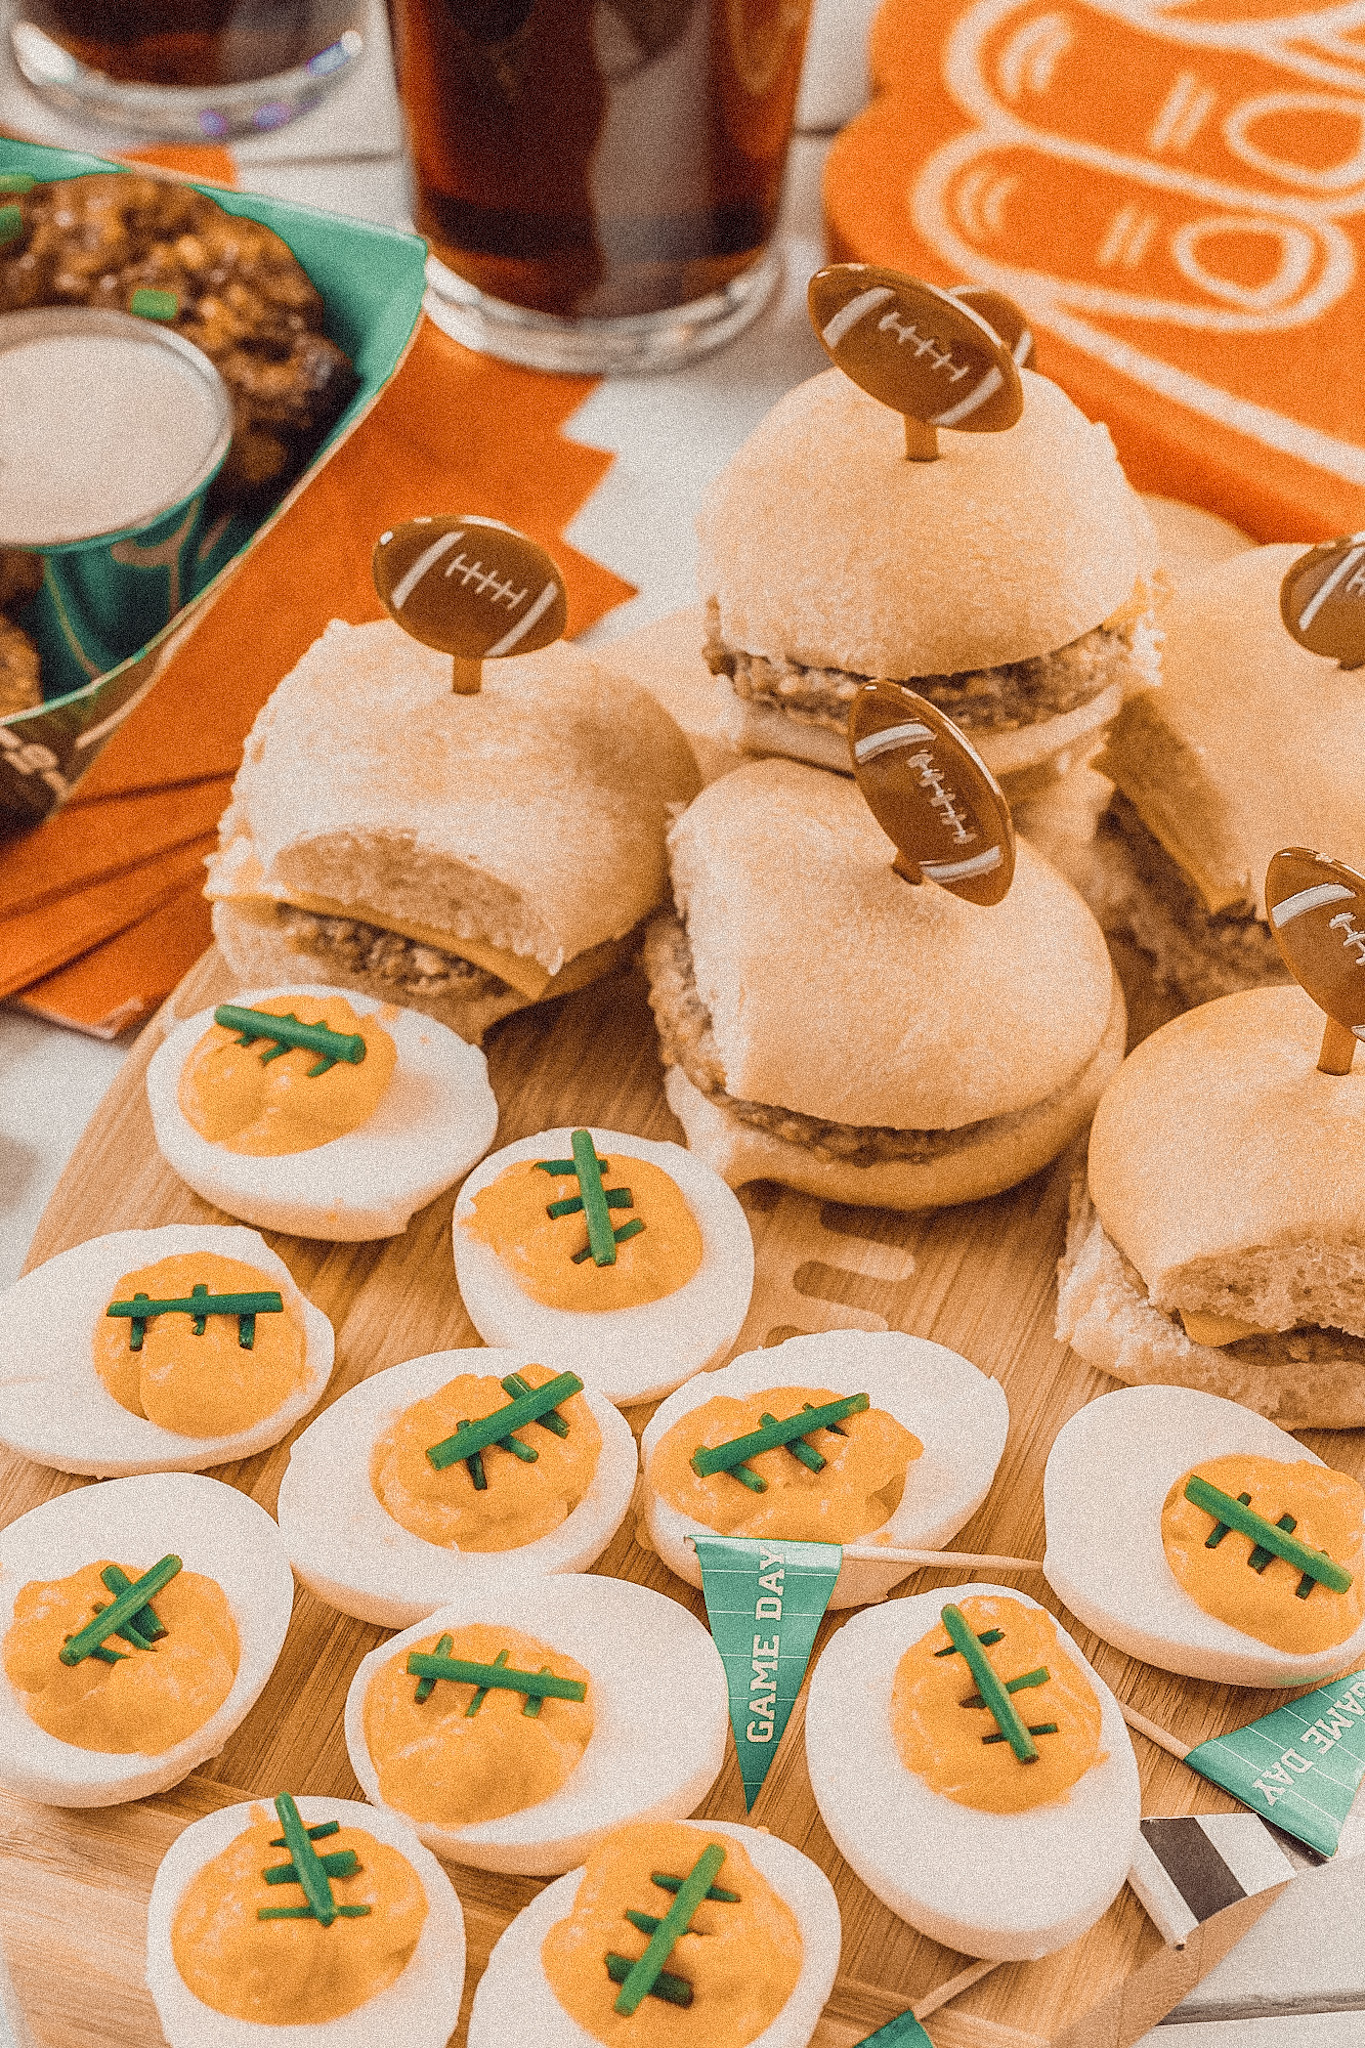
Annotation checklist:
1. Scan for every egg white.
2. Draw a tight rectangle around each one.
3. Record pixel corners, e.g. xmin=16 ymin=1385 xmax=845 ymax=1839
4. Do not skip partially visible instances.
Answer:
xmin=276 ymin=1348 xmax=638 ymax=1628
xmin=0 ymin=1225 xmax=334 ymax=1477
xmin=451 ymin=1127 xmax=754 ymax=1405
xmin=467 ymin=1817 xmax=840 ymax=2048
xmin=146 ymin=983 xmax=500 ymax=1241
xmin=0 ymin=1472 xmax=293 ymax=1807
xmin=1044 ymin=1383 xmax=1365 ymax=1688
xmin=345 ymin=1574 xmax=728 ymax=1875
xmin=640 ymin=1330 xmax=1010 ymax=1609
xmin=804 ymin=1584 xmax=1140 ymax=1962
xmin=145 ymin=1793 xmax=465 ymax=2048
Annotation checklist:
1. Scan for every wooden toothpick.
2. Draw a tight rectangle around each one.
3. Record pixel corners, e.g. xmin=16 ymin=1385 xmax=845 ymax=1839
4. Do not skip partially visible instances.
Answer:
xmin=841 ymin=1544 xmax=1045 ymax=1573
xmin=903 ymin=416 xmax=940 ymax=461
xmin=451 ymin=656 xmax=483 ymax=694
xmin=1318 ymin=1017 xmax=1357 ymax=1076
xmin=912 ymin=1957 xmax=1000 ymax=2019
xmin=1118 ymin=1702 xmax=1191 ymax=1761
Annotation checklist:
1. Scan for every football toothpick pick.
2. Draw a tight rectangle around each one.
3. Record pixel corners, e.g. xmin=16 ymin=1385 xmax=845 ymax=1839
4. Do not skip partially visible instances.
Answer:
xmin=373 ymin=515 xmax=568 ymax=694
xmin=1264 ymin=847 xmax=1365 ymax=1075
xmin=848 ymin=681 xmax=1016 ymax=907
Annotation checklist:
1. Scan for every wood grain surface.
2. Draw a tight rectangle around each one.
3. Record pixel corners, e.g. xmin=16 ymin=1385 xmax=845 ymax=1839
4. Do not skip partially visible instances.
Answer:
xmin=3 ymin=946 xmax=1344 ymax=2048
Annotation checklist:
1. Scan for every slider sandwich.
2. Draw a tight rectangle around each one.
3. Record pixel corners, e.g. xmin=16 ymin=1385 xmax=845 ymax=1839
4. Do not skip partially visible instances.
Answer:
xmin=1088 ymin=544 xmax=1365 ymax=1020
xmin=642 ymin=755 xmax=1125 ymax=1209
xmin=207 ymin=617 xmax=700 ymax=1040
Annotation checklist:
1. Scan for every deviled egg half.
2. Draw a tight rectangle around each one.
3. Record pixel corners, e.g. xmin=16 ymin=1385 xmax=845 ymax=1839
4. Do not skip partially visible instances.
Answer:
xmin=147 ymin=984 xmax=499 ymax=1239
xmin=345 ymin=1574 xmax=728 ymax=1874
xmin=0 ymin=1472 xmax=292 ymax=1806
xmin=0 ymin=1224 xmax=333 ymax=1476
xmin=277 ymin=1349 xmax=637 ymax=1627
xmin=1045 ymin=1383 xmax=1365 ymax=1688
xmin=452 ymin=1126 xmax=754 ymax=1403
xmin=468 ymin=1817 xmax=840 ymax=2048
xmin=641 ymin=1329 xmax=1010 ymax=1608
xmin=805 ymin=1585 xmax=1141 ymax=1961
xmin=146 ymin=1792 xmax=465 ymax=2048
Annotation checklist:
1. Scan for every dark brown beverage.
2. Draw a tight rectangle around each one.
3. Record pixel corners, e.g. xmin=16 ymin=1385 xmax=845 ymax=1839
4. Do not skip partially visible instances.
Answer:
xmin=392 ymin=0 xmax=813 ymax=320
xmin=19 ymin=0 xmax=361 ymax=87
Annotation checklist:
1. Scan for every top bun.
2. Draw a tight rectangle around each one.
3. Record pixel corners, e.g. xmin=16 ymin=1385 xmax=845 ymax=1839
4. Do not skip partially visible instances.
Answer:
xmin=668 ymin=758 xmax=1115 ymax=1130
xmin=698 ymin=368 xmax=1155 ymax=678
xmin=1096 ymin=545 xmax=1365 ymax=917
xmin=210 ymin=619 xmax=700 ymax=977
xmin=1088 ymin=986 xmax=1365 ymax=1336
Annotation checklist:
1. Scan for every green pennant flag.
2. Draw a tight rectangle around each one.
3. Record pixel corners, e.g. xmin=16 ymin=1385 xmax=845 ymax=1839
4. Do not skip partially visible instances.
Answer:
xmin=854 ymin=2013 xmax=933 ymax=2047
xmin=692 ymin=1534 xmax=843 ymax=1810
xmin=1185 ymin=1670 xmax=1365 ymax=1858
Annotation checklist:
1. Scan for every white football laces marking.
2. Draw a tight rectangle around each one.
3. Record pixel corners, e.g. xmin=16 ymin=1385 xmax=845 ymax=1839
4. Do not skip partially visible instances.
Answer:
xmin=821 ymin=285 xmax=895 ymax=348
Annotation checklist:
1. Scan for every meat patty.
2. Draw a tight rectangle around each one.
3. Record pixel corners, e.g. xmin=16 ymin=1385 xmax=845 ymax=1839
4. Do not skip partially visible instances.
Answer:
xmin=274 ymin=905 xmax=511 ymax=1003
xmin=704 ymin=598 xmax=1156 ymax=736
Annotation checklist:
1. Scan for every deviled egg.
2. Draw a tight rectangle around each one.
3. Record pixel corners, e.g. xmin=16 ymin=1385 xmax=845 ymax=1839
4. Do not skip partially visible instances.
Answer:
xmin=147 ymin=984 xmax=499 ymax=1239
xmin=805 ymin=1585 xmax=1140 ymax=1961
xmin=146 ymin=1792 xmax=464 ymax=2048
xmin=0 ymin=1225 xmax=333 ymax=1476
xmin=452 ymin=1126 xmax=753 ymax=1403
xmin=277 ymin=1349 xmax=637 ymax=1627
xmin=468 ymin=1817 xmax=840 ymax=2048
xmin=641 ymin=1330 xmax=1010 ymax=1607
xmin=1044 ymin=1383 xmax=1365 ymax=1688
xmin=0 ymin=1472 xmax=292 ymax=1806
xmin=345 ymin=1574 xmax=728 ymax=1874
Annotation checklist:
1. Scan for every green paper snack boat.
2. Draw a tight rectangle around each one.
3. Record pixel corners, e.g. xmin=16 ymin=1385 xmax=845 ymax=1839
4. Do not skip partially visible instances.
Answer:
xmin=0 ymin=137 xmax=426 ymax=829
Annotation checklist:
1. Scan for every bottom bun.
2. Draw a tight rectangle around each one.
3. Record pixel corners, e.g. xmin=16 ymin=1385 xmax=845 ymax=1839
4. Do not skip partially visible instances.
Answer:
xmin=663 ymin=977 xmax=1126 ymax=1211
xmin=1056 ymin=1182 xmax=1365 ymax=1429
xmin=212 ymin=898 xmax=532 ymax=1044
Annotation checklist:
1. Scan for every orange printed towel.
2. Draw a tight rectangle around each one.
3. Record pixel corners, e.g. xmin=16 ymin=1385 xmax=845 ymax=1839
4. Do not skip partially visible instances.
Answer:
xmin=825 ymin=0 xmax=1365 ymax=539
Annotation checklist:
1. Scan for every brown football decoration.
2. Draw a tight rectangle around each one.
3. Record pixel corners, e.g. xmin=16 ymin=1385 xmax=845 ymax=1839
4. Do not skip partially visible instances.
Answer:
xmin=1266 ymin=849 xmax=1365 ymax=1067
xmin=848 ymin=680 xmax=1016 ymax=907
xmin=808 ymin=264 xmax=1024 ymax=435
xmin=373 ymin=515 xmax=568 ymax=661
xmin=948 ymin=284 xmax=1037 ymax=370
xmin=1279 ymin=536 xmax=1365 ymax=669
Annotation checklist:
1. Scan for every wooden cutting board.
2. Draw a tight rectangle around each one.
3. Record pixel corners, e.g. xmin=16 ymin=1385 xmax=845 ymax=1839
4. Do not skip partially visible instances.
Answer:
xmin=0 ymin=946 xmax=1331 ymax=2048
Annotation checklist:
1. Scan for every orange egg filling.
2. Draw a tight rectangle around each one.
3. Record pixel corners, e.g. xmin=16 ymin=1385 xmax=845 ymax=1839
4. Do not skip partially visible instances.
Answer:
xmin=94 ymin=1251 xmax=306 ymax=1439
xmin=1161 ymin=1453 xmax=1364 ymax=1655
xmin=464 ymin=1155 xmax=703 ymax=1311
xmin=541 ymin=1821 xmax=802 ymax=2048
xmin=370 ymin=1362 xmax=602 ymax=1551
xmin=177 ymin=994 xmax=396 ymax=1156
xmin=648 ymin=1384 xmax=921 ymax=1542
xmin=890 ymin=1595 xmax=1103 ymax=1815
xmin=170 ymin=1807 xmax=427 ymax=2025
xmin=3 ymin=1559 xmax=238 ymax=1754
xmin=363 ymin=1620 xmax=593 ymax=1826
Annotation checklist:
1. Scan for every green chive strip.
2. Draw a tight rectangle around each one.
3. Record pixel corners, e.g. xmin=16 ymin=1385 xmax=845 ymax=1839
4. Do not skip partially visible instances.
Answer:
xmin=960 ymin=1666 xmax=1049 ymax=1709
xmin=263 ymin=1849 xmax=360 ymax=1885
xmin=1184 ymin=1477 xmax=1353 ymax=1593
xmin=501 ymin=1373 xmax=569 ymax=1436
xmin=570 ymin=1129 xmax=618 ymax=1265
xmin=571 ymin=1218 xmax=645 ymax=1263
xmin=403 ymin=1651 xmax=586 ymax=1703
xmin=458 ymin=1420 xmax=487 ymax=1492
xmin=414 ymin=1634 xmax=454 ymax=1704
xmin=106 ymin=1285 xmax=283 ymax=1352
xmin=1205 ymin=1491 xmax=1253 ymax=1549
xmin=934 ymin=1627 xmax=1003 ymax=1657
xmin=984 ymin=1722 xmax=1058 ymax=1745
xmin=0 ymin=205 xmax=21 ymax=246
xmin=650 ymin=1872 xmax=740 ymax=1902
xmin=98 ymin=1565 xmax=166 ymax=1648
xmin=805 ymin=1403 xmax=845 ymax=1438
xmin=1249 ymin=1515 xmax=1296 ymax=1574
xmin=426 ymin=1372 xmax=583 ymax=1471
xmin=535 ymin=1154 xmax=608 ymax=1175
xmin=605 ymin=1956 xmax=692 ymax=2007
xmin=547 ymin=1187 xmax=634 ymax=1219
xmin=729 ymin=1463 xmax=767 ymax=1494
xmin=690 ymin=1394 xmax=871 ymax=1479
xmin=266 ymin=1794 xmax=348 ymax=1928
xmin=763 ymin=1412 xmax=824 ymax=1473
xmin=270 ymin=1822 xmax=339 ymax=1845
xmin=0 ymin=174 xmax=35 ymax=192
xmin=59 ymin=1556 xmax=181 ymax=1666
xmin=259 ymin=1904 xmax=372 ymax=1920
xmin=612 ymin=1843 xmax=726 ymax=2016
xmin=129 ymin=286 xmax=178 ymax=321
xmin=939 ymin=1605 xmax=1037 ymax=1764
xmin=466 ymin=1647 xmax=509 ymax=1717
xmin=213 ymin=1004 xmax=366 ymax=1076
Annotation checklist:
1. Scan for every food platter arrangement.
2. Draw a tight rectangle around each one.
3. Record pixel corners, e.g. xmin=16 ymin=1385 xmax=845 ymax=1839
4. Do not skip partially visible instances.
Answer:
xmin=3 ymin=248 xmax=1365 ymax=2048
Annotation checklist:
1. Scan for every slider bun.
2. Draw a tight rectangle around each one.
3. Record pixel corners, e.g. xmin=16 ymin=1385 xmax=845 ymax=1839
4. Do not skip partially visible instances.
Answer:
xmin=1095 ymin=546 xmax=1365 ymax=917
xmin=208 ymin=620 xmax=700 ymax=980
xmin=1062 ymin=987 xmax=1365 ymax=1425
xmin=670 ymin=760 xmax=1117 ymax=1131
xmin=698 ymin=368 xmax=1155 ymax=678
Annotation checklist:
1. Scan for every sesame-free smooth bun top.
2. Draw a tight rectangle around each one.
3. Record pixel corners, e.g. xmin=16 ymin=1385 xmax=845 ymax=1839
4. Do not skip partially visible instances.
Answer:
xmin=211 ymin=620 xmax=700 ymax=977
xmin=697 ymin=368 xmax=1155 ymax=677
xmin=670 ymin=760 xmax=1115 ymax=1130
xmin=1099 ymin=546 xmax=1365 ymax=916
xmin=1088 ymin=986 xmax=1365 ymax=1304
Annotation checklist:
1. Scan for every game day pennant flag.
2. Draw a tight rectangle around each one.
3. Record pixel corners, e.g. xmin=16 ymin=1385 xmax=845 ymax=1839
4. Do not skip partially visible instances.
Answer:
xmin=692 ymin=1535 xmax=842 ymax=1809
xmin=1184 ymin=1671 xmax=1365 ymax=1858
xmin=853 ymin=2014 xmax=933 ymax=2047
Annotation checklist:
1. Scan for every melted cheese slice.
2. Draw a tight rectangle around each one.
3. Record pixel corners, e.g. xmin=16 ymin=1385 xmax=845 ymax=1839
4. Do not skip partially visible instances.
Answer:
xmin=1180 ymin=1309 xmax=1276 ymax=1347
